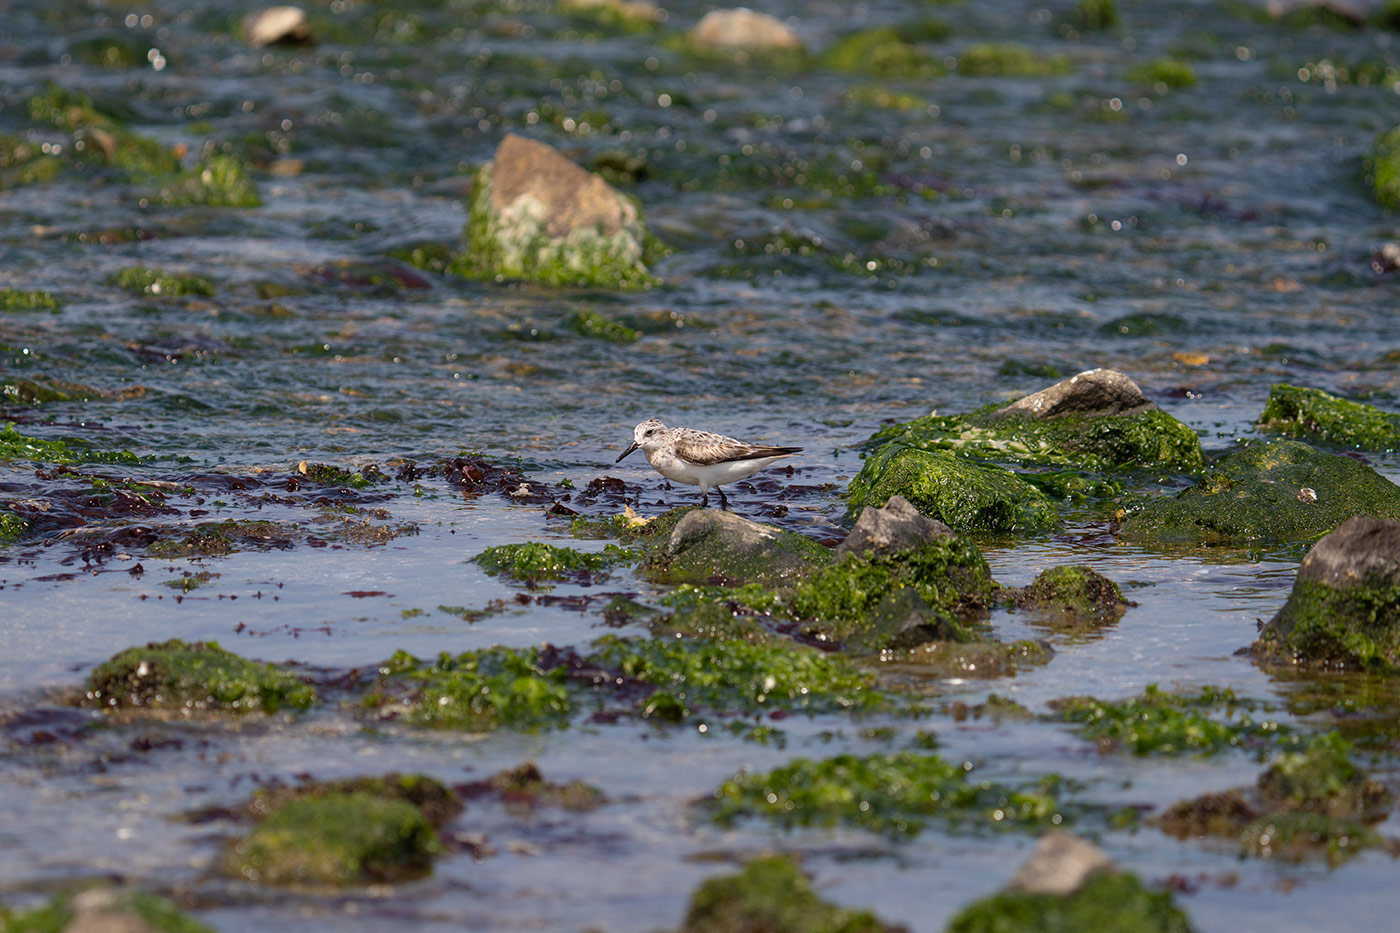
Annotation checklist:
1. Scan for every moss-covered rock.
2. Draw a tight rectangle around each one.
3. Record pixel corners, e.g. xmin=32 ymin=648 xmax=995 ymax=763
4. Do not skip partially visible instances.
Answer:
xmin=362 ymin=646 xmax=572 ymax=730
xmin=148 ymin=519 xmax=301 ymax=557
xmin=1367 ymin=124 xmax=1400 ymax=209
xmin=450 ymin=134 xmax=660 ymax=288
xmin=847 ymin=446 xmax=1061 ymax=534
xmin=568 ymin=309 xmax=640 ymax=343
xmin=820 ymin=27 xmax=946 ymax=78
xmin=789 ymin=535 xmax=997 ymax=650
xmin=886 ymin=638 xmax=1053 ymax=679
xmin=1125 ymin=56 xmax=1197 ymax=88
xmin=948 ymin=868 xmax=1195 ymax=933
xmin=474 ymin=541 xmax=636 ymax=584
xmin=109 ymin=266 xmax=217 ymax=297
xmin=1050 ymin=685 xmax=1297 ymax=757
xmin=956 ymin=43 xmax=1073 ymax=77
xmin=227 ymin=793 xmax=442 ymax=886
xmin=1254 ymin=516 xmax=1400 ymax=670
xmin=1069 ymin=0 xmax=1119 ymax=31
xmin=0 ymin=421 xmax=139 ymax=465
xmin=155 ymin=154 xmax=261 ymax=207
xmin=0 ymin=508 xmax=30 ymax=544
xmin=26 ymin=83 xmax=181 ymax=178
xmin=571 ymin=504 xmax=700 ymax=542
xmin=472 ymin=761 xmax=605 ymax=810
xmin=0 ymin=288 xmax=60 ymax=312
xmin=1259 ymin=384 xmax=1400 ymax=451
xmin=1118 ymin=440 xmax=1400 ymax=548
xmin=712 ymin=752 xmax=1066 ymax=836
xmin=641 ymin=509 xmax=831 ymax=586
xmin=0 ymin=887 xmax=215 ymax=933
xmin=587 ymin=633 xmax=886 ymax=719
xmin=248 ymin=773 xmax=461 ymax=828
xmin=84 ymin=639 xmax=316 ymax=714
xmin=679 ymin=855 xmax=895 ymax=933
xmin=1015 ymin=565 xmax=1134 ymax=632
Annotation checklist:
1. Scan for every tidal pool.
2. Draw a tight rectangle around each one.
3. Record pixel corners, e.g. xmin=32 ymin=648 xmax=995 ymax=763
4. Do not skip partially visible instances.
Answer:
xmin=4 ymin=0 xmax=1400 ymax=930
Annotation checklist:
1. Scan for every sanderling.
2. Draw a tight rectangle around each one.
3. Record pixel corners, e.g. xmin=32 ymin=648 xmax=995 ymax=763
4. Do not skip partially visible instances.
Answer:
xmin=614 ymin=419 xmax=802 ymax=508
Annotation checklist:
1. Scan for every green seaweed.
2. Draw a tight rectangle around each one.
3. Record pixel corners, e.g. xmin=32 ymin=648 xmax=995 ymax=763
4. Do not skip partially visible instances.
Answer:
xmin=84 ymin=639 xmax=316 ymax=714
xmin=1069 ymin=0 xmax=1120 ymax=31
xmin=1126 ymin=56 xmax=1197 ymax=88
xmin=0 ymin=508 xmax=30 ymax=544
xmin=248 ymin=773 xmax=461 ymax=828
xmin=1367 ymin=124 xmax=1400 ymax=209
xmin=0 ymin=889 xmax=214 ymax=933
xmin=587 ymin=634 xmax=887 ymax=718
xmin=148 ymin=520 xmax=300 ymax=558
xmin=819 ymin=27 xmax=947 ymax=79
xmin=109 ymin=266 xmax=217 ymax=297
xmin=1256 ymin=578 xmax=1400 ymax=671
xmin=155 ymin=154 xmax=261 ymax=207
xmin=680 ymin=856 xmax=895 ymax=933
xmin=639 ymin=513 xmax=832 ymax=587
xmin=947 ymin=871 xmax=1195 ymax=933
xmin=0 ymin=422 xmax=139 ymax=465
xmin=0 ymin=289 xmax=60 ymax=312
xmin=568 ymin=309 xmax=641 ymax=343
xmin=846 ymin=445 xmax=1062 ymax=534
xmin=1259 ymin=384 xmax=1400 ymax=451
xmin=1050 ymin=685 xmax=1297 ymax=757
xmin=1015 ymin=565 xmax=1133 ymax=632
xmin=227 ymin=793 xmax=442 ymax=885
xmin=712 ymin=752 xmax=1066 ymax=837
xmin=362 ymin=646 xmax=573 ymax=731
xmin=473 ymin=541 xmax=636 ymax=583
xmin=956 ymin=43 xmax=1073 ymax=77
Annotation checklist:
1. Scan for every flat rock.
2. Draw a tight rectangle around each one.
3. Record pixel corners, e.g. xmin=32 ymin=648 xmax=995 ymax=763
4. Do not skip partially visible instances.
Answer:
xmin=836 ymin=494 xmax=954 ymax=559
xmin=994 ymin=368 xmax=1154 ymax=420
xmin=1008 ymin=831 xmax=1114 ymax=896
xmin=688 ymin=8 xmax=803 ymax=50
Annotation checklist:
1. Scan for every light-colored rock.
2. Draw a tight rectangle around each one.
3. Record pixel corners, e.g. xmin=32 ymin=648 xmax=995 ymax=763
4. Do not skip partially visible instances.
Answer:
xmin=1294 ymin=515 xmax=1400 ymax=590
xmin=243 ymin=7 xmax=310 ymax=48
xmin=1007 ymin=831 xmax=1114 ymax=896
xmin=994 ymin=368 xmax=1154 ymax=419
xmin=65 ymin=889 xmax=162 ymax=933
xmin=645 ymin=508 xmax=830 ymax=585
xmin=688 ymin=8 xmax=803 ymax=51
xmin=836 ymin=494 xmax=954 ymax=559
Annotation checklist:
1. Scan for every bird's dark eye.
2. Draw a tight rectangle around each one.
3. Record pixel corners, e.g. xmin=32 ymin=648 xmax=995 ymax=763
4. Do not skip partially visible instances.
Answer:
xmin=645 ymin=429 xmax=657 ymax=437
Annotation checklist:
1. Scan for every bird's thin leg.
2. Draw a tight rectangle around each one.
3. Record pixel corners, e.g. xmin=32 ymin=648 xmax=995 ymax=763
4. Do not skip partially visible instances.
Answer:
xmin=717 ymin=486 xmax=729 ymax=510
xmin=699 ymin=491 xmax=709 ymax=507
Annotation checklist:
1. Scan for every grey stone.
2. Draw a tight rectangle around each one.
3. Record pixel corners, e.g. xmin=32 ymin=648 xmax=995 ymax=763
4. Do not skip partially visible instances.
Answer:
xmin=1007 ymin=831 xmax=1114 ymax=896
xmin=993 ymin=368 xmax=1154 ymax=420
xmin=646 ymin=509 xmax=830 ymax=585
xmin=1294 ymin=515 xmax=1400 ymax=590
xmin=836 ymin=494 xmax=954 ymax=559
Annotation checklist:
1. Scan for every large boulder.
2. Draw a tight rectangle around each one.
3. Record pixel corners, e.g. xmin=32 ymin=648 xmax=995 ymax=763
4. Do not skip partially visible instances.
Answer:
xmin=641 ymin=509 xmax=830 ymax=586
xmin=1119 ymin=440 xmax=1400 ymax=548
xmin=1254 ymin=516 xmax=1400 ymax=669
xmin=451 ymin=134 xmax=660 ymax=288
xmin=847 ymin=445 xmax=1060 ymax=534
xmin=863 ymin=369 xmax=1203 ymax=473
xmin=688 ymin=8 xmax=803 ymax=51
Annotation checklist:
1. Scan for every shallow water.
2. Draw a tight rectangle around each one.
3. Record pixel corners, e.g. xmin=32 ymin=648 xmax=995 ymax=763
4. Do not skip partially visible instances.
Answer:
xmin=4 ymin=0 xmax=1400 ymax=929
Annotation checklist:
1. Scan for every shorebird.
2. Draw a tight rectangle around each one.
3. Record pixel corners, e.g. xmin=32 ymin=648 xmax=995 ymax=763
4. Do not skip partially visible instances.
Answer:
xmin=614 ymin=419 xmax=802 ymax=508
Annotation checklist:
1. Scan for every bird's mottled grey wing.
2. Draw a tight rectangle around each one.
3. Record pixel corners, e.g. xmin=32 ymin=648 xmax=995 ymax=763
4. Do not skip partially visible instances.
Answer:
xmin=673 ymin=429 xmax=802 ymax=465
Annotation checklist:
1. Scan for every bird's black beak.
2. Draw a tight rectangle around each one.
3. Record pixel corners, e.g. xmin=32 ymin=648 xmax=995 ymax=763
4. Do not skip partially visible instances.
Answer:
xmin=615 ymin=441 xmax=640 ymax=463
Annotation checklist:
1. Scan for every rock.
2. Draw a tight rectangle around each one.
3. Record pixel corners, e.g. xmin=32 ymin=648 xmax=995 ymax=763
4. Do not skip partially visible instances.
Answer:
xmin=451 ymin=134 xmax=659 ymax=288
xmin=66 ymin=889 xmax=164 ymax=933
xmin=1370 ymin=124 xmax=1400 ymax=210
xmin=1007 ymin=831 xmax=1114 ymax=896
xmin=992 ymin=368 xmax=1153 ymax=420
xmin=1258 ymin=383 xmax=1400 ymax=451
xmin=243 ymin=7 xmax=311 ymax=48
xmin=688 ymin=8 xmax=803 ymax=51
xmin=836 ymin=494 xmax=954 ymax=559
xmin=642 ymin=509 xmax=831 ymax=586
xmin=1119 ymin=440 xmax=1400 ymax=548
xmin=561 ymin=0 xmax=662 ymax=27
xmin=1015 ymin=565 xmax=1135 ymax=632
xmin=847 ymin=446 xmax=1061 ymax=534
xmin=2 ymin=889 xmax=215 ymax=933
xmin=680 ymin=855 xmax=897 ymax=933
xmin=1254 ymin=516 xmax=1400 ymax=669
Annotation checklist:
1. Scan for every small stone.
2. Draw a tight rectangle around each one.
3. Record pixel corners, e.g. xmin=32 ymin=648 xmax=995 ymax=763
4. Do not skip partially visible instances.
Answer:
xmin=1007 ymin=831 xmax=1114 ymax=896
xmin=836 ymin=494 xmax=954 ymax=559
xmin=243 ymin=7 xmax=311 ymax=48
xmin=688 ymin=8 xmax=803 ymax=50
xmin=993 ymin=368 xmax=1154 ymax=420
xmin=644 ymin=509 xmax=830 ymax=585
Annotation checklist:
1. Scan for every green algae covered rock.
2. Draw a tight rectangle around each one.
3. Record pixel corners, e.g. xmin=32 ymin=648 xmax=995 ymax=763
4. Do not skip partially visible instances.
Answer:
xmin=474 ymin=541 xmax=636 ymax=583
xmin=451 ymin=134 xmax=661 ymax=288
xmin=820 ymin=26 xmax=946 ymax=78
xmin=1118 ymin=440 xmax=1400 ymax=548
xmin=956 ymin=43 xmax=1073 ymax=77
xmin=641 ymin=509 xmax=831 ymax=586
xmin=679 ymin=855 xmax=895 ymax=933
xmin=0 ymin=421 xmax=139 ymax=465
xmin=84 ymin=639 xmax=316 ymax=714
xmin=1367 ymin=124 xmax=1400 ymax=209
xmin=0 ymin=288 xmax=60 ymax=312
xmin=1015 ymin=565 xmax=1134 ymax=633
xmin=0 ymin=508 xmax=30 ymax=544
xmin=155 ymin=153 xmax=261 ymax=207
xmin=248 ymin=773 xmax=462 ymax=828
xmin=1254 ymin=516 xmax=1400 ymax=670
xmin=362 ymin=646 xmax=572 ymax=730
xmin=227 ymin=793 xmax=442 ymax=886
xmin=712 ymin=752 xmax=1065 ymax=837
xmin=847 ymin=445 xmax=1060 ymax=534
xmin=948 ymin=867 xmax=1195 ymax=933
xmin=1259 ymin=384 xmax=1400 ymax=451
xmin=865 ymin=370 xmax=1202 ymax=473
xmin=1126 ymin=56 xmax=1197 ymax=88
xmin=1 ymin=887 xmax=214 ymax=933
xmin=25 ymin=83 xmax=181 ymax=178
xmin=109 ymin=266 xmax=216 ymax=297
xmin=588 ymin=633 xmax=886 ymax=719
xmin=1050 ymin=685 xmax=1299 ymax=757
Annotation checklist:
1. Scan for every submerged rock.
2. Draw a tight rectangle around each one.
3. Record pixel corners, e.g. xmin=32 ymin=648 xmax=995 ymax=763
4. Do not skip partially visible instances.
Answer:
xmin=83 ymin=639 xmax=316 ymax=714
xmin=688 ymin=8 xmax=803 ymax=51
xmin=1015 ymin=565 xmax=1135 ymax=632
xmin=847 ymin=445 xmax=1061 ymax=534
xmin=1 ymin=887 xmax=215 ymax=932
xmin=864 ymin=370 xmax=1203 ymax=473
xmin=451 ymin=134 xmax=660 ymax=288
xmin=679 ymin=855 xmax=896 ymax=933
xmin=243 ymin=6 xmax=311 ymax=47
xmin=1254 ymin=516 xmax=1400 ymax=669
xmin=1259 ymin=383 xmax=1400 ymax=451
xmin=641 ymin=509 xmax=831 ymax=586
xmin=1118 ymin=440 xmax=1400 ymax=548
xmin=948 ymin=833 xmax=1195 ymax=932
